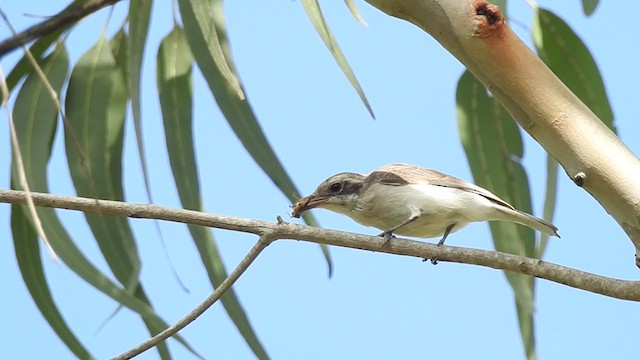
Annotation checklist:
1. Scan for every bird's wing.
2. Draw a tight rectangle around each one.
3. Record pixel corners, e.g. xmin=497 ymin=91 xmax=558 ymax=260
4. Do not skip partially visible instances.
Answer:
xmin=369 ymin=163 xmax=515 ymax=210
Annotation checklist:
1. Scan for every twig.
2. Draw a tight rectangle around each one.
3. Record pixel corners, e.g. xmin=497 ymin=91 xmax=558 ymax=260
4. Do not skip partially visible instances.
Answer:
xmin=2 ymin=188 xmax=640 ymax=301
xmin=111 ymin=235 xmax=273 ymax=359
xmin=0 ymin=0 xmax=121 ymax=56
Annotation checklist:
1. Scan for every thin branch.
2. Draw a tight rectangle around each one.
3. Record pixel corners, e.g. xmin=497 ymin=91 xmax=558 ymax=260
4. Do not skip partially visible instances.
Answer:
xmin=2 ymin=188 xmax=640 ymax=301
xmin=112 ymin=235 xmax=273 ymax=360
xmin=0 ymin=0 xmax=122 ymax=57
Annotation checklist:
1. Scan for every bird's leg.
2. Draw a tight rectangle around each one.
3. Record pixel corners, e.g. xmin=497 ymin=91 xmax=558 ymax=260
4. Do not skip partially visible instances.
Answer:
xmin=437 ymin=224 xmax=455 ymax=246
xmin=431 ymin=223 xmax=455 ymax=265
xmin=379 ymin=211 xmax=421 ymax=246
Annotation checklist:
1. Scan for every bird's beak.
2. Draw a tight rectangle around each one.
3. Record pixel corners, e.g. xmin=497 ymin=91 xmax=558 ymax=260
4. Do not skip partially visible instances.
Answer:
xmin=291 ymin=195 xmax=328 ymax=218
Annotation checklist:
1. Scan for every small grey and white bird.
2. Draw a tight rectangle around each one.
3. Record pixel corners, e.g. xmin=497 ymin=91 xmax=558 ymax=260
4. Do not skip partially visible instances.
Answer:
xmin=292 ymin=163 xmax=559 ymax=245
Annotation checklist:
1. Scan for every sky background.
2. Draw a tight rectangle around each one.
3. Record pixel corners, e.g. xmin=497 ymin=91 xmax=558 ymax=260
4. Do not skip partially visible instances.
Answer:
xmin=1 ymin=1 xmax=639 ymax=359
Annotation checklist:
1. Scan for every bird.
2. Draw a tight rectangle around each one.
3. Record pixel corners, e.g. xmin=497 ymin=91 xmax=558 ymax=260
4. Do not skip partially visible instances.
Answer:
xmin=292 ymin=163 xmax=559 ymax=247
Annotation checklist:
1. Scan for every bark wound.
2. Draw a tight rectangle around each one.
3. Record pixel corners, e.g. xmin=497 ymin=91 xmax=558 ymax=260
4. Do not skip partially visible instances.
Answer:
xmin=573 ymin=172 xmax=586 ymax=187
xmin=472 ymin=2 xmax=505 ymax=38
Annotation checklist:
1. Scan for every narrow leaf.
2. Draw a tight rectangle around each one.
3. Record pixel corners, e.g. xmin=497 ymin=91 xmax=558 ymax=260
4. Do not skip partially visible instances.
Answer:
xmin=157 ymin=25 xmax=269 ymax=360
xmin=456 ymin=71 xmax=536 ymax=360
xmin=179 ymin=0 xmax=333 ymax=276
xmin=536 ymin=156 xmax=558 ymax=258
xmin=110 ymin=29 xmax=129 ymax=93
xmin=65 ymin=35 xmax=172 ymax=359
xmin=11 ymin=206 xmax=93 ymax=359
xmin=65 ymin=34 xmax=140 ymax=293
xmin=343 ymin=0 xmax=367 ymax=26
xmin=581 ymin=0 xmax=599 ymax=16
xmin=3 ymin=30 xmax=65 ymax=103
xmin=177 ymin=0 xmax=244 ymax=99
xmin=10 ymin=45 xmax=92 ymax=359
xmin=128 ymin=0 xmax=157 ymax=211
xmin=301 ymin=0 xmax=374 ymax=117
xmin=532 ymin=8 xmax=614 ymax=132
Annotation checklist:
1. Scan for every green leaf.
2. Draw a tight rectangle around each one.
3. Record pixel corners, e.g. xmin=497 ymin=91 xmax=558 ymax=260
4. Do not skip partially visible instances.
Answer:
xmin=65 ymin=34 xmax=140 ymax=293
xmin=64 ymin=35 xmax=173 ymax=359
xmin=532 ymin=8 xmax=614 ymax=132
xmin=301 ymin=0 xmax=374 ymax=117
xmin=177 ymin=0 xmax=244 ymax=99
xmin=456 ymin=71 xmax=536 ymax=360
xmin=9 ymin=45 xmax=92 ymax=360
xmin=110 ymin=29 xmax=129 ymax=94
xmin=3 ymin=30 xmax=66 ymax=103
xmin=581 ymin=0 xmax=599 ymax=16
xmin=157 ymin=25 xmax=269 ymax=360
xmin=128 ymin=0 xmax=157 ymax=206
xmin=11 ymin=205 xmax=93 ymax=360
xmin=179 ymin=0 xmax=333 ymax=277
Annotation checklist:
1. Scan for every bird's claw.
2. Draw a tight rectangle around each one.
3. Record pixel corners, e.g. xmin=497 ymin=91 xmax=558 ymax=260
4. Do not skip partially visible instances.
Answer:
xmin=429 ymin=242 xmax=444 ymax=265
xmin=379 ymin=231 xmax=395 ymax=246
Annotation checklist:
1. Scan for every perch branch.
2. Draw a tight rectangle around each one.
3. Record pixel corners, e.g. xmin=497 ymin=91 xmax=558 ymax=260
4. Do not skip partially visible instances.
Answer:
xmin=2 ymin=189 xmax=640 ymax=301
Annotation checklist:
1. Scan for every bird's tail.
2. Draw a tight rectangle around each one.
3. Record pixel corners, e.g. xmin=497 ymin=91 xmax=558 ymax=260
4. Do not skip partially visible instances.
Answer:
xmin=494 ymin=207 xmax=560 ymax=237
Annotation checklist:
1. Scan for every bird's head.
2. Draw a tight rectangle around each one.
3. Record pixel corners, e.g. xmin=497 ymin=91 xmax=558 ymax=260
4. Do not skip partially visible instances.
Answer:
xmin=292 ymin=172 xmax=366 ymax=218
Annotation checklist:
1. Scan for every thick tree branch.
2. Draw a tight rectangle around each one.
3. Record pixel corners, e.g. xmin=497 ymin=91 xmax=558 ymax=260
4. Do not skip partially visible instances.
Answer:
xmin=364 ymin=0 xmax=640 ymax=265
xmin=0 ymin=0 xmax=122 ymax=57
xmin=2 ymin=189 xmax=640 ymax=301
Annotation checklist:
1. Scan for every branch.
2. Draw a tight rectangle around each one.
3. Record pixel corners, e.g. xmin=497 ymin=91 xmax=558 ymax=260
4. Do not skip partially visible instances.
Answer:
xmin=363 ymin=0 xmax=640 ymax=264
xmin=2 ymin=189 xmax=640 ymax=301
xmin=112 ymin=235 xmax=274 ymax=360
xmin=0 ymin=0 xmax=122 ymax=57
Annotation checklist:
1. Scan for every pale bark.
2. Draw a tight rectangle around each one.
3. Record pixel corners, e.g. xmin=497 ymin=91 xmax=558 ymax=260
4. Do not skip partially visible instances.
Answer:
xmin=364 ymin=0 xmax=640 ymax=265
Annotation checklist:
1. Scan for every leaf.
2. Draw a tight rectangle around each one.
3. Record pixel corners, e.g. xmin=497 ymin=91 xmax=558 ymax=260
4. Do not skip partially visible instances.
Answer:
xmin=301 ymin=0 xmax=374 ymax=117
xmin=536 ymin=156 xmax=558 ymax=258
xmin=9 ymin=45 xmax=92 ymax=360
xmin=64 ymin=35 xmax=173 ymax=359
xmin=177 ymin=0 xmax=244 ymax=99
xmin=532 ymin=8 xmax=614 ymax=132
xmin=110 ymin=29 xmax=129 ymax=93
xmin=3 ymin=29 xmax=66 ymax=103
xmin=179 ymin=0 xmax=333 ymax=277
xmin=456 ymin=71 xmax=536 ymax=360
xmin=343 ymin=0 xmax=367 ymax=26
xmin=581 ymin=0 xmax=599 ymax=16
xmin=157 ymin=25 xmax=269 ymax=360
xmin=11 ymin=206 xmax=93 ymax=359
xmin=65 ymin=34 xmax=140 ymax=293
xmin=128 ymin=0 xmax=157 ymax=207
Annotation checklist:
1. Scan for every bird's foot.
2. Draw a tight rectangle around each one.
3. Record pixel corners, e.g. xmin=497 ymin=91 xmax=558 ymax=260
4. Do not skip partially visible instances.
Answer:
xmin=430 ymin=242 xmax=444 ymax=265
xmin=378 ymin=231 xmax=395 ymax=246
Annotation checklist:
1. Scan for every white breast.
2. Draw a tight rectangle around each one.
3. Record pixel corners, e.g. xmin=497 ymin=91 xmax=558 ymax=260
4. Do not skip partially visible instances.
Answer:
xmin=348 ymin=183 xmax=501 ymax=238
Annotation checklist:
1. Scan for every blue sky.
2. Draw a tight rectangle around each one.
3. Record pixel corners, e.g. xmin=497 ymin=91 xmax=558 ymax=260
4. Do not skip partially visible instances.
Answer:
xmin=1 ymin=1 xmax=639 ymax=359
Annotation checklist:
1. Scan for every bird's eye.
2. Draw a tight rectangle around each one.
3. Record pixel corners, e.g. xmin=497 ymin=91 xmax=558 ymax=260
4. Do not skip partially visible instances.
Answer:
xmin=329 ymin=182 xmax=343 ymax=193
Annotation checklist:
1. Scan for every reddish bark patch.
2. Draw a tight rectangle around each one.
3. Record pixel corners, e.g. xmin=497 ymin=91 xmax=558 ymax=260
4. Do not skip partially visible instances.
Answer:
xmin=472 ymin=1 xmax=505 ymax=38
